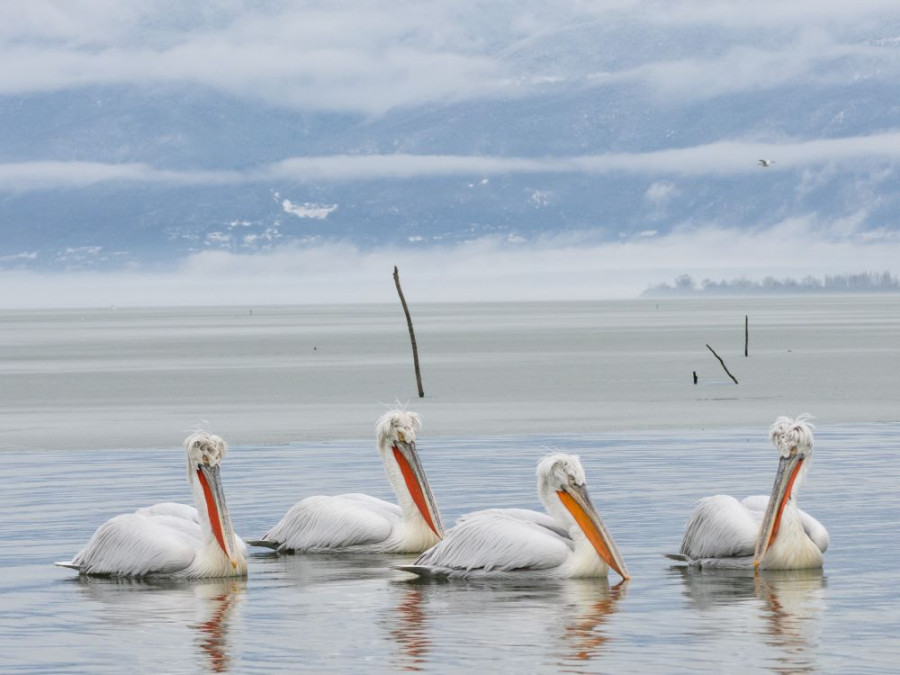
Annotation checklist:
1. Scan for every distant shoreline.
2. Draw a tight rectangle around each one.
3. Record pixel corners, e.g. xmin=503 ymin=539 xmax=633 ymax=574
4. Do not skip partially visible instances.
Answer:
xmin=643 ymin=271 xmax=900 ymax=298
xmin=643 ymin=290 xmax=900 ymax=298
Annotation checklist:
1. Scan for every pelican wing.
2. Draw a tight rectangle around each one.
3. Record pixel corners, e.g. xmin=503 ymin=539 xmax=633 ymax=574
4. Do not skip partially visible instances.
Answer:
xmin=457 ymin=508 xmax=571 ymax=540
xmin=139 ymin=502 xmax=248 ymax=557
xmin=255 ymin=493 xmax=399 ymax=552
xmin=408 ymin=509 xmax=572 ymax=576
xmin=800 ymin=511 xmax=829 ymax=553
xmin=132 ymin=503 xmax=202 ymax=541
xmin=337 ymin=493 xmax=403 ymax=520
xmin=135 ymin=502 xmax=200 ymax=523
xmin=65 ymin=511 xmax=198 ymax=577
xmin=679 ymin=495 xmax=759 ymax=560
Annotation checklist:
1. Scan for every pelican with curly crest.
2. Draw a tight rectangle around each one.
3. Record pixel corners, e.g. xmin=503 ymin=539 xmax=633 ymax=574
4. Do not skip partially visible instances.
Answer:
xmin=248 ymin=410 xmax=444 ymax=553
xmin=670 ymin=415 xmax=828 ymax=570
xmin=56 ymin=432 xmax=247 ymax=578
xmin=396 ymin=453 xmax=629 ymax=580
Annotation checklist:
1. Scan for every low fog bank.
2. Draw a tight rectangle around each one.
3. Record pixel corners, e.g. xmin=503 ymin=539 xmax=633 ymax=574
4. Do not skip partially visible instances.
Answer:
xmin=5 ymin=221 xmax=900 ymax=308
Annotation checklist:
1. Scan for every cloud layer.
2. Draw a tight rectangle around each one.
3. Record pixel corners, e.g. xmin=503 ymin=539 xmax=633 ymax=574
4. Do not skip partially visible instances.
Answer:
xmin=2 ymin=1 xmax=900 ymax=113
xmin=4 ymin=1 xmax=900 ymax=307
xmin=4 ymin=131 xmax=900 ymax=190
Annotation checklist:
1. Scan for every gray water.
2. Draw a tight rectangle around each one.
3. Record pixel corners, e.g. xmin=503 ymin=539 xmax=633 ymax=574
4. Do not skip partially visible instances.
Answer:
xmin=2 ymin=296 xmax=899 ymax=451
xmin=1 ymin=298 xmax=899 ymax=672
xmin=2 ymin=427 xmax=898 ymax=673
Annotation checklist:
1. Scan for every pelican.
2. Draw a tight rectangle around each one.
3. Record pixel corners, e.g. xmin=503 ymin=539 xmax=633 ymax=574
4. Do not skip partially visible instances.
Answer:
xmin=758 ymin=158 xmax=775 ymax=167
xmin=56 ymin=432 xmax=247 ymax=578
xmin=396 ymin=453 xmax=629 ymax=580
xmin=670 ymin=416 xmax=828 ymax=570
xmin=247 ymin=410 xmax=443 ymax=553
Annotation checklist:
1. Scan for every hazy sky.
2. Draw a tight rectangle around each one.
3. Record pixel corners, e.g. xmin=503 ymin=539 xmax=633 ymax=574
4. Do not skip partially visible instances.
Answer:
xmin=4 ymin=0 xmax=898 ymax=113
xmin=3 ymin=0 xmax=900 ymax=305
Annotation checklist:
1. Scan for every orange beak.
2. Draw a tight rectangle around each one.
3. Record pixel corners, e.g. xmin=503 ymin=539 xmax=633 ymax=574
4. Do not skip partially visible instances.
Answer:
xmin=197 ymin=463 xmax=236 ymax=566
xmin=754 ymin=451 xmax=805 ymax=566
xmin=393 ymin=441 xmax=444 ymax=539
xmin=558 ymin=485 xmax=629 ymax=580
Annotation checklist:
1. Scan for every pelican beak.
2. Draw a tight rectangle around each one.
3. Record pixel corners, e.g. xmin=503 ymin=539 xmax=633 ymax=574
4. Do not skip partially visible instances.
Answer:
xmin=392 ymin=439 xmax=445 ymax=539
xmin=754 ymin=450 xmax=805 ymax=566
xmin=558 ymin=484 xmax=630 ymax=580
xmin=197 ymin=463 xmax=238 ymax=568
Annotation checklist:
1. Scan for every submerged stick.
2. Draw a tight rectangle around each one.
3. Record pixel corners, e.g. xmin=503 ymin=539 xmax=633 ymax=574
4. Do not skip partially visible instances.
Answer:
xmin=393 ymin=266 xmax=424 ymax=398
xmin=745 ymin=315 xmax=749 ymax=357
xmin=706 ymin=344 xmax=739 ymax=384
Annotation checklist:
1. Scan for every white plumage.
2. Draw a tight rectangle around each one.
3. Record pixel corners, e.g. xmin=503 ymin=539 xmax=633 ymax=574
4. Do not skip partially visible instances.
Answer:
xmin=672 ymin=416 xmax=828 ymax=570
xmin=56 ymin=433 xmax=247 ymax=579
xmin=412 ymin=509 xmax=573 ymax=575
xmin=248 ymin=410 xmax=444 ymax=553
xmin=397 ymin=453 xmax=629 ymax=580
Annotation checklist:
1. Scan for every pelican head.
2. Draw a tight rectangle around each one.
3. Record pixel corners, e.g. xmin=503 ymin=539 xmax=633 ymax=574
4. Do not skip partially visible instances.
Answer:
xmin=376 ymin=410 xmax=444 ymax=539
xmin=185 ymin=432 xmax=242 ymax=571
xmin=754 ymin=416 xmax=814 ymax=567
xmin=537 ymin=453 xmax=629 ymax=580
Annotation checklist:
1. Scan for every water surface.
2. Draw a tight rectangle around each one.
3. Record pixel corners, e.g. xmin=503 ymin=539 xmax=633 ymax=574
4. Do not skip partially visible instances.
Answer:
xmin=1 ymin=425 xmax=898 ymax=673
xmin=2 ymin=296 xmax=899 ymax=450
xmin=1 ymin=298 xmax=898 ymax=672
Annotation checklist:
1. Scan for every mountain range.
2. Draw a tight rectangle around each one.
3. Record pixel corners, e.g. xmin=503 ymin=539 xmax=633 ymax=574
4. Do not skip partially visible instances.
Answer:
xmin=2 ymin=3 xmax=900 ymax=284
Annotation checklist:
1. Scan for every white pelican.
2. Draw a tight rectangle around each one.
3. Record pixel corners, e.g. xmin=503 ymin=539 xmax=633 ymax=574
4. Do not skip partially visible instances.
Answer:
xmin=396 ymin=453 xmax=629 ymax=580
xmin=56 ymin=432 xmax=247 ymax=578
xmin=671 ymin=416 xmax=828 ymax=570
xmin=758 ymin=158 xmax=775 ymax=167
xmin=248 ymin=410 xmax=444 ymax=553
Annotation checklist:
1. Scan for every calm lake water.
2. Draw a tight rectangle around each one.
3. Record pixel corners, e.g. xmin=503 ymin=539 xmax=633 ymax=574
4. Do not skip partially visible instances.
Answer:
xmin=2 ymin=427 xmax=899 ymax=673
xmin=1 ymin=298 xmax=899 ymax=672
xmin=2 ymin=296 xmax=899 ymax=450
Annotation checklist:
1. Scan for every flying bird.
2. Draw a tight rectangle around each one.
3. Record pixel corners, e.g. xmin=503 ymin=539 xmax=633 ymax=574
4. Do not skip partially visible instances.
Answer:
xmin=248 ymin=410 xmax=444 ymax=553
xmin=758 ymin=159 xmax=775 ymax=167
xmin=396 ymin=453 xmax=629 ymax=579
xmin=57 ymin=432 xmax=247 ymax=578
xmin=669 ymin=416 xmax=828 ymax=570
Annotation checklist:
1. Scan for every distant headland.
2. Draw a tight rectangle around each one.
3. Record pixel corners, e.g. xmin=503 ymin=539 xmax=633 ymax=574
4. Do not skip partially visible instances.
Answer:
xmin=643 ymin=271 xmax=900 ymax=297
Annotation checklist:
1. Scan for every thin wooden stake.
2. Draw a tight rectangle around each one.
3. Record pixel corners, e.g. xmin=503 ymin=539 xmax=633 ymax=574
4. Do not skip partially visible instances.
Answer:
xmin=744 ymin=315 xmax=749 ymax=357
xmin=693 ymin=370 xmax=698 ymax=385
xmin=706 ymin=344 xmax=739 ymax=384
xmin=393 ymin=266 xmax=424 ymax=398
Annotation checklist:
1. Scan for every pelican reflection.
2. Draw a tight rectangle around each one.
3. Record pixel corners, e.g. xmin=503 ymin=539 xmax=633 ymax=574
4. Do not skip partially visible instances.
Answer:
xmin=556 ymin=579 xmax=628 ymax=667
xmin=191 ymin=579 xmax=245 ymax=673
xmin=73 ymin=576 xmax=245 ymax=673
xmin=382 ymin=585 xmax=431 ymax=672
xmin=672 ymin=567 xmax=825 ymax=672
xmin=383 ymin=577 xmax=627 ymax=670
xmin=265 ymin=551 xmax=409 ymax=586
